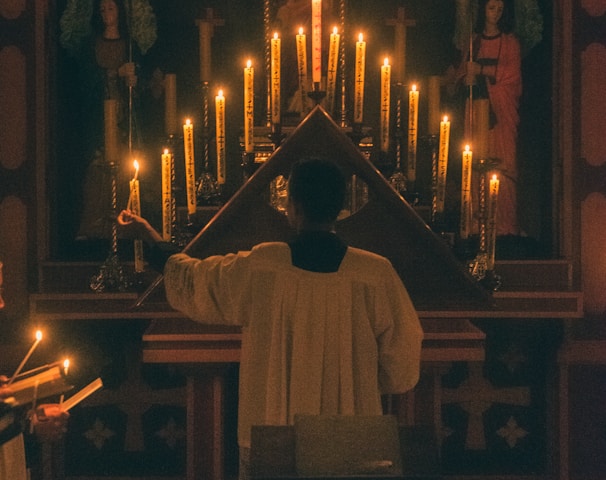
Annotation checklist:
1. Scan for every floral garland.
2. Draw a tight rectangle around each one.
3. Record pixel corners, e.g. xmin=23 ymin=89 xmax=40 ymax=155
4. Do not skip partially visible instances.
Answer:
xmin=453 ymin=0 xmax=543 ymax=57
xmin=59 ymin=0 xmax=157 ymax=55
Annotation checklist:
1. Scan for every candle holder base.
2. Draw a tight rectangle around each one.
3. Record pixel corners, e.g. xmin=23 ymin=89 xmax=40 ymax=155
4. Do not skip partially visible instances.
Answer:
xmin=90 ymin=252 xmax=130 ymax=293
xmin=480 ymin=269 xmax=502 ymax=291
xmin=269 ymin=124 xmax=286 ymax=147
xmin=196 ymin=171 xmax=221 ymax=206
xmin=308 ymin=87 xmax=326 ymax=105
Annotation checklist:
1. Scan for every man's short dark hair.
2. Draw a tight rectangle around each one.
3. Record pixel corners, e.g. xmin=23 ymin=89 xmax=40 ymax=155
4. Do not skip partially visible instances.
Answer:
xmin=288 ymin=158 xmax=346 ymax=223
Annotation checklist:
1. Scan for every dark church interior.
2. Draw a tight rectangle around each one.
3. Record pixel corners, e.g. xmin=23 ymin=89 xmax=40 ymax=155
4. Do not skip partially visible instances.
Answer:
xmin=1 ymin=0 xmax=605 ymax=479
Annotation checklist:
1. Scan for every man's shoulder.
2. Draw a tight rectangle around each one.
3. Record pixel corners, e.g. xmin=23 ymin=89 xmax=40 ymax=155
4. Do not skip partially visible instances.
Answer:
xmin=345 ymin=247 xmax=392 ymax=268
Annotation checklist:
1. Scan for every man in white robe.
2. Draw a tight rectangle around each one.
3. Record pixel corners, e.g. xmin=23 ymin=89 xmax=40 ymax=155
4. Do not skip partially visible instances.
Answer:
xmin=118 ymin=158 xmax=423 ymax=478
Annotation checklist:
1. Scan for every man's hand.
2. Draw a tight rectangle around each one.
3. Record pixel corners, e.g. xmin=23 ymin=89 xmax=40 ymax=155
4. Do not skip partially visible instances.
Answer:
xmin=31 ymin=404 xmax=69 ymax=442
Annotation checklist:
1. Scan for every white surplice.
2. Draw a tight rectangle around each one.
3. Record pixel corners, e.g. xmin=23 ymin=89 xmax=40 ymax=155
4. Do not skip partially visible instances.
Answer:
xmin=164 ymin=242 xmax=423 ymax=448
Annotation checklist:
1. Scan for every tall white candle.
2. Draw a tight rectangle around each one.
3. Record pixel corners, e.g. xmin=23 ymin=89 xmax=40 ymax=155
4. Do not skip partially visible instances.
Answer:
xmin=436 ymin=115 xmax=451 ymax=213
xmin=354 ymin=33 xmax=366 ymax=124
xmin=460 ymin=145 xmax=473 ymax=239
xmin=183 ymin=119 xmax=197 ymax=215
xmin=244 ymin=60 xmax=254 ymax=153
xmin=311 ymin=0 xmax=322 ymax=84
xmin=487 ymin=174 xmax=500 ymax=269
xmin=407 ymin=84 xmax=419 ymax=182
xmin=296 ymin=28 xmax=308 ymax=114
xmin=271 ymin=33 xmax=281 ymax=125
xmin=380 ymin=57 xmax=391 ymax=152
xmin=326 ymin=26 xmax=340 ymax=113
xmin=161 ymin=148 xmax=173 ymax=241
xmin=129 ymin=160 xmax=144 ymax=273
xmin=215 ymin=89 xmax=226 ymax=185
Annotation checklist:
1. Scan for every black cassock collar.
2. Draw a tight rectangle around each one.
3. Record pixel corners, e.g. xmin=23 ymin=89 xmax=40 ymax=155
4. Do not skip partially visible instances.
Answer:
xmin=288 ymin=231 xmax=347 ymax=273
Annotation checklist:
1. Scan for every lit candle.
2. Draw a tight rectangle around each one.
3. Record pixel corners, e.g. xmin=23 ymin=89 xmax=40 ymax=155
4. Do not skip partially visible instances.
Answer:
xmin=129 ymin=160 xmax=144 ymax=273
xmin=271 ymin=32 xmax=281 ymax=125
xmin=311 ymin=0 xmax=322 ymax=84
xmin=427 ymin=75 xmax=441 ymax=136
xmin=436 ymin=115 xmax=451 ymax=213
xmin=104 ymin=99 xmax=119 ymax=163
xmin=460 ymin=145 xmax=473 ymax=239
xmin=244 ymin=60 xmax=254 ymax=153
xmin=215 ymin=89 xmax=226 ymax=185
xmin=326 ymin=26 xmax=340 ymax=113
xmin=487 ymin=174 xmax=500 ymax=269
xmin=183 ymin=119 xmax=197 ymax=215
xmin=380 ymin=57 xmax=391 ymax=152
xmin=354 ymin=33 xmax=366 ymax=124
xmin=164 ymin=73 xmax=178 ymax=135
xmin=63 ymin=359 xmax=70 ymax=376
xmin=161 ymin=148 xmax=173 ymax=241
xmin=8 ymin=330 xmax=42 ymax=385
xmin=295 ymin=28 xmax=308 ymax=114
xmin=407 ymin=84 xmax=419 ymax=182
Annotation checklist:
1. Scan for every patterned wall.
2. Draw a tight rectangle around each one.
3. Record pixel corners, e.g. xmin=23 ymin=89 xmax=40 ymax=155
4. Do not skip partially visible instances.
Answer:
xmin=0 ymin=0 xmax=30 ymax=325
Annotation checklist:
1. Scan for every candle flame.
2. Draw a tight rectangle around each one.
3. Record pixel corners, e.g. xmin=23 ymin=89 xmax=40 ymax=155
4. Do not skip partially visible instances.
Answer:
xmin=35 ymin=330 xmax=42 ymax=341
xmin=218 ymin=89 xmax=224 ymax=97
xmin=298 ymin=27 xmax=304 ymax=35
xmin=185 ymin=118 xmax=191 ymax=126
xmin=63 ymin=358 xmax=70 ymax=375
xmin=384 ymin=57 xmax=389 ymax=66
xmin=332 ymin=26 xmax=338 ymax=35
xmin=492 ymin=174 xmax=498 ymax=181
xmin=411 ymin=84 xmax=417 ymax=92
xmin=163 ymin=148 xmax=169 ymax=155
xmin=443 ymin=115 xmax=449 ymax=122
xmin=246 ymin=59 xmax=252 ymax=68
xmin=464 ymin=144 xmax=470 ymax=152
xmin=273 ymin=32 xmax=279 ymax=40
xmin=358 ymin=33 xmax=364 ymax=42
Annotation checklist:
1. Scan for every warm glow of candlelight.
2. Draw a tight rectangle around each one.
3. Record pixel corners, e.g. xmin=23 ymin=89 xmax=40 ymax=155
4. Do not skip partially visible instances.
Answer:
xmin=407 ymin=83 xmax=419 ymax=182
xmin=216 ymin=89 xmax=226 ymax=184
xmin=271 ymin=33 xmax=281 ymax=125
xmin=244 ymin=59 xmax=254 ymax=152
xmin=436 ymin=115 xmax=451 ymax=213
xmin=35 ymin=330 xmax=42 ymax=342
xmin=354 ymin=33 xmax=366 ymax=124
xmin=311 ymin=0 xmax=322 ymax=83
xmin=326 ymin=26 xmax=340 ymax=113
xmin=183 ymin=118 xmax=196 ymax=215
xmin=460 ymin=144 xmax=473 ymax=239
xmin=132 ymin=159 xmax=139 ymax=180
xmin=380 ymin=57 xmax=391 ymax=152
xmin=63 ymin=359 xmax=70 ymax=375
xmin=8 ymin=329 xmax=44 ymax=385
